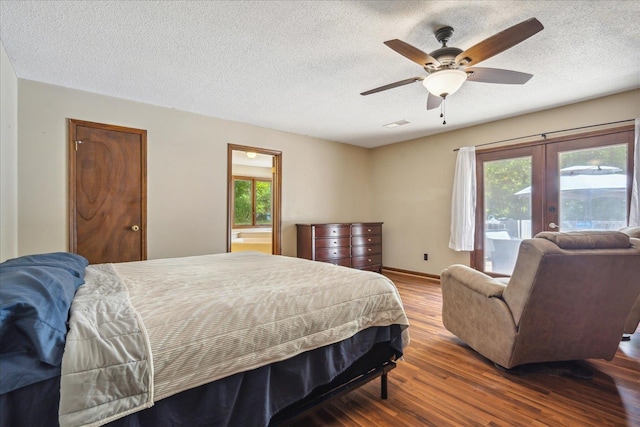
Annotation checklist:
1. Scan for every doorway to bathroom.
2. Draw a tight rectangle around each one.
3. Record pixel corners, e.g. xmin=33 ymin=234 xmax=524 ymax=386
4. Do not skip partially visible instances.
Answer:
xmin=227 ymin=144 xmax=282 ymax=254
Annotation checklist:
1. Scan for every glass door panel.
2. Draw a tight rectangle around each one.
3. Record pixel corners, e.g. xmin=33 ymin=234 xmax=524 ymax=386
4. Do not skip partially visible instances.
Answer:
xmin=483 ymin=155 xmax=533 ymax=275
xmin=556 ymin=144 xmax=628 ymax=231
xmin=545 ymin=130 xmax=632 ymax=233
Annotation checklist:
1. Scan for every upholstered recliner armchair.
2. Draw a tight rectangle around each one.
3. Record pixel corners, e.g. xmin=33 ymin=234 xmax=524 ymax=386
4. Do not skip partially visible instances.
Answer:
xmin=441 ymin=231 xmax=640 ymax=370
xmin=625 ymin=293 xmax=640 ymax=335
xmin=621 ymin=226 xmax=640 ymax=334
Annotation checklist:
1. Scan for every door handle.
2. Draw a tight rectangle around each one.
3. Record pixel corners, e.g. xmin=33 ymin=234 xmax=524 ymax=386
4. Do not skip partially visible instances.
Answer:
xmin=131 ymin=225 xmax=140 ymax=231
xmin=548 ymin=222 xmax=559 ymax=229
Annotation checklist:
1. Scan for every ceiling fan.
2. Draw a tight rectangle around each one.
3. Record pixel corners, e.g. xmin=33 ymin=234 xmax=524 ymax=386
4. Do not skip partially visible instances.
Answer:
xmin=361 ymin=18 xmax=544 ymax=123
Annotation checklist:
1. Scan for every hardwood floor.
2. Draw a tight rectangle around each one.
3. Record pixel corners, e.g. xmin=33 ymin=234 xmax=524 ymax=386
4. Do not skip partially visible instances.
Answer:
xmin=294 ymin=271 xmax=640 ymax=427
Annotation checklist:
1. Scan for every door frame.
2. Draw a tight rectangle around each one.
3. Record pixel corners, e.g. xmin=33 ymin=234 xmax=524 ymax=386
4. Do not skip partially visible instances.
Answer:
xmin=227 ymin=144 xmax=282 ymax=254
xmin=68 ymin=119 xmax=148 ymax=259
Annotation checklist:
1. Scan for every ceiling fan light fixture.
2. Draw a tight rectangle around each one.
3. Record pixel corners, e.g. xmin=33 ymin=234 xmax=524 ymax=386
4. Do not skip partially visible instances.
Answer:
xmin=422 ymin=69 xmax=467 ymax=98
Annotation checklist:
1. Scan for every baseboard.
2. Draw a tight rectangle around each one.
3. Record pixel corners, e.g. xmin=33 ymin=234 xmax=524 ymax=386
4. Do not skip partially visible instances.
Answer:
xmin=382 ymin=266 xmax=441 ymax=284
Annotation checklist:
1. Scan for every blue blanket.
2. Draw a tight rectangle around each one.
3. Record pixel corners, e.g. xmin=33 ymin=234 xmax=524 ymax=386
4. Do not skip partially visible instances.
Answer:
xmin=0 ymin=252 xmax=88 ymax=394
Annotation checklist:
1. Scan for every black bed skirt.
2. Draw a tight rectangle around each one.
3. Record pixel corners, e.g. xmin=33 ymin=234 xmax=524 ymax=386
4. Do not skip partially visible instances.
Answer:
xmin=0 ymin=325 xmax=403 ymax=427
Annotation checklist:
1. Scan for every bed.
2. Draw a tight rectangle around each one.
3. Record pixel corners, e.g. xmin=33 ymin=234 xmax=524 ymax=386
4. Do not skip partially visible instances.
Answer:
xmin=0 ymin=251 xmax=409 ymax=427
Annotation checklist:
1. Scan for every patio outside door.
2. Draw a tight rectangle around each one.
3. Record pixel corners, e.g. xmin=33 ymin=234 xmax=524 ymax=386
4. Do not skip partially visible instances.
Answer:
xmin=475 ymin=126 xmax=634 ymax=276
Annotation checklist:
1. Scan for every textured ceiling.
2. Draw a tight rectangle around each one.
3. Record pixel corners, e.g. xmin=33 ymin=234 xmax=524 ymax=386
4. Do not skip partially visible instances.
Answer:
xmin=1 ymin=1 xmax=638 ymax=148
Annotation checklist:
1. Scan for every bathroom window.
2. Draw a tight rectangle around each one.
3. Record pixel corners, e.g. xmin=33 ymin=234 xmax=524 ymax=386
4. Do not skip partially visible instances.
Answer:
xmin=233 ymin=176 xmax=272 ymax=227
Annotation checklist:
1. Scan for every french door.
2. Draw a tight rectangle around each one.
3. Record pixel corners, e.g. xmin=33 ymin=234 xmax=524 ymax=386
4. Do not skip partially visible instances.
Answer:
xmin=473 ymin=126 xmax=634 ymax=276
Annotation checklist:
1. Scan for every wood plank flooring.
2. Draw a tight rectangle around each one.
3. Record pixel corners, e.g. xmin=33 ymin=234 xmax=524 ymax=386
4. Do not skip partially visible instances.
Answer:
xmin=293 ymin=271 xmax=640 ymax=426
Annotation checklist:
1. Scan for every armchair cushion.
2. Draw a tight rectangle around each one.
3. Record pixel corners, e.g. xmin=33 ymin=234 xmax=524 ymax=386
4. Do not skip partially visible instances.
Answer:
xmin=534 ymin=231 xmax=630 ymax=249
xmin=620 ymin=226 xmax=640 ymax=239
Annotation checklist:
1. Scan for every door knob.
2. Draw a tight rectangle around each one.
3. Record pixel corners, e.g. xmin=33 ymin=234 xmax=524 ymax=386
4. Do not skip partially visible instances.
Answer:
xmin=131 ymin=225 xmax=140 ymax=231
xmin=548 ymin=222 xmax=559 ymax=229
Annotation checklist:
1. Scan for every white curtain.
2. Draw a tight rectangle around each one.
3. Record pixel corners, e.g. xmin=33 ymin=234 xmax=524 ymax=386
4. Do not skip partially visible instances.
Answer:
xmin=449 ymin=146 xmax=476 ymax=251
xmin=629 ymin=118 xmax=640 ymax=226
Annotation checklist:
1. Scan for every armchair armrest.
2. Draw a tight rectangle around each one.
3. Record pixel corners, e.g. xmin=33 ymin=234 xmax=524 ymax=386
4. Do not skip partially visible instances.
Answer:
xmin=441 ymin=264 xmax=516 ymax=368
xmin=441 ymin=264 xmax=506 ymax=298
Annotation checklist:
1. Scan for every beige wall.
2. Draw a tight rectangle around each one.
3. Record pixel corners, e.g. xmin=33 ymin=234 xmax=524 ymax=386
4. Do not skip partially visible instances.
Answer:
xmin=232 ymin=164 xmax=272 ymax=179
xmin=12 ymin=78 xmax=639 ymax=273
xmin=1 ymin=41 xmax=19 ymax=262
xmin=17 ymin=80 xmax=373 ymax=259
xmin=372 ymin=89 xmax=640 ymax=275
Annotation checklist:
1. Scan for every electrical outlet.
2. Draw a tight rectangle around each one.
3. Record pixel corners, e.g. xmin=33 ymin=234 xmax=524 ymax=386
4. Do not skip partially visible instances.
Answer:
xmin=423 ymin=253 xmax=428 ymax=261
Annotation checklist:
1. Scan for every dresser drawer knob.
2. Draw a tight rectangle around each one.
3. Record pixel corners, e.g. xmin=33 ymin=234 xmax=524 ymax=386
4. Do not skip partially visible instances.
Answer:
xmin=333 ymin=241 xmax=337 ymax=244
xmin=368 ymin=248 xmax=372 ymax=252
xmin=367 ymin=228 xmax=371 ymax=232
xmin=368 ymin=259 xmax=372 ymax=262
xmin=367 ymin=238 xmax=371 ymax=242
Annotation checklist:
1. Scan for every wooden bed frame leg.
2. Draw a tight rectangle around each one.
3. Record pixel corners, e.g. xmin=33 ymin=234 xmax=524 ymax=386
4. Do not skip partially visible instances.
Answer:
xmin=381 ymin=372 xmax=388 ymax=399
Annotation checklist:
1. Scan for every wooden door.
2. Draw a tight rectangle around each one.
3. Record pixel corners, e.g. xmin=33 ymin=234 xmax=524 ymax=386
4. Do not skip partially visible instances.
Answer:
xmin=68 ymin=119 xmax=147 ymax=264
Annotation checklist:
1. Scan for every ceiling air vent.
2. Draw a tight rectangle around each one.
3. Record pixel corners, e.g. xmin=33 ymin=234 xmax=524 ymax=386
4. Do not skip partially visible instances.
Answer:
xmin=383 ymin=119 xmax=411 ymax=129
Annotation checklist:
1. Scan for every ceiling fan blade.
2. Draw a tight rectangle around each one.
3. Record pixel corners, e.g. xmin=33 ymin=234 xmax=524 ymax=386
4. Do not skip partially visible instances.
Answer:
xmin=360 ymin=76 xmax=425 ymax=96
xmin=455 ymin=18 xmax=544 ymax=67
xmin=384 ymin=39 xmax=441 ymax=69
xmin=466 ymin=67 xmax=533 ymax=84
xmin=426 ymin=93 xmax=442 ymax=110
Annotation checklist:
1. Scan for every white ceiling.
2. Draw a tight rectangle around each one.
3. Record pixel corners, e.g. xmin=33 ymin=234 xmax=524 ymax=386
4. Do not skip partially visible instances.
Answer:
xmin=232 ymin=150 xmax=272 ymax=168
xmin=1 ymin=1 xmax=638 ymax=148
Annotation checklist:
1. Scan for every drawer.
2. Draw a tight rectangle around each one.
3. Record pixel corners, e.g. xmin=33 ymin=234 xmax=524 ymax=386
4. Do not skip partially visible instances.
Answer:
xmin=351 ymin=244 xmax=381 ymax=257
xmin=314 ymin=225 xmax=351 ymax=238
xmin=316 ymin=246 xmax=351 ymax=259
xmin=351 ymin=224 xmax=382 ymax=236
xmin=314 ymin=237 xmax=350 ymax=248
xmin=351 ymin=254 xmax=382 ymax=268
xmin=355 ymin=265 xmax=382 ymax=272
xmin=320 ymin=257 xmax=351 ymax=268
xmin=351 ymin=235 xmax=381 ymax=246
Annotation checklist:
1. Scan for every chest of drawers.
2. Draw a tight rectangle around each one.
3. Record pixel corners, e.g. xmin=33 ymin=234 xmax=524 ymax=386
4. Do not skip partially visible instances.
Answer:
xmin=296 ymin=222 xmax=383 ymax=272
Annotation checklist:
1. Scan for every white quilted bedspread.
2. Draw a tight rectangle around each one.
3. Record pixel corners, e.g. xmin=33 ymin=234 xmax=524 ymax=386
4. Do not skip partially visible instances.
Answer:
xmin=59 ymin=252 xmax=410 ymax=426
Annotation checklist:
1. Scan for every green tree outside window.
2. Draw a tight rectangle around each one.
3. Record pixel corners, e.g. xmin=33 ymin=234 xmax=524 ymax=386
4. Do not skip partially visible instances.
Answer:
xmin=233 ymin=177 xmax=272 ymax=227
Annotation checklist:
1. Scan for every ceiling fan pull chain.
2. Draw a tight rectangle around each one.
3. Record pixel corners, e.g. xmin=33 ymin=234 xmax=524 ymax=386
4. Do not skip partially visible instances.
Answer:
xmin=440 ymin=98 xmax=447 ymax=125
